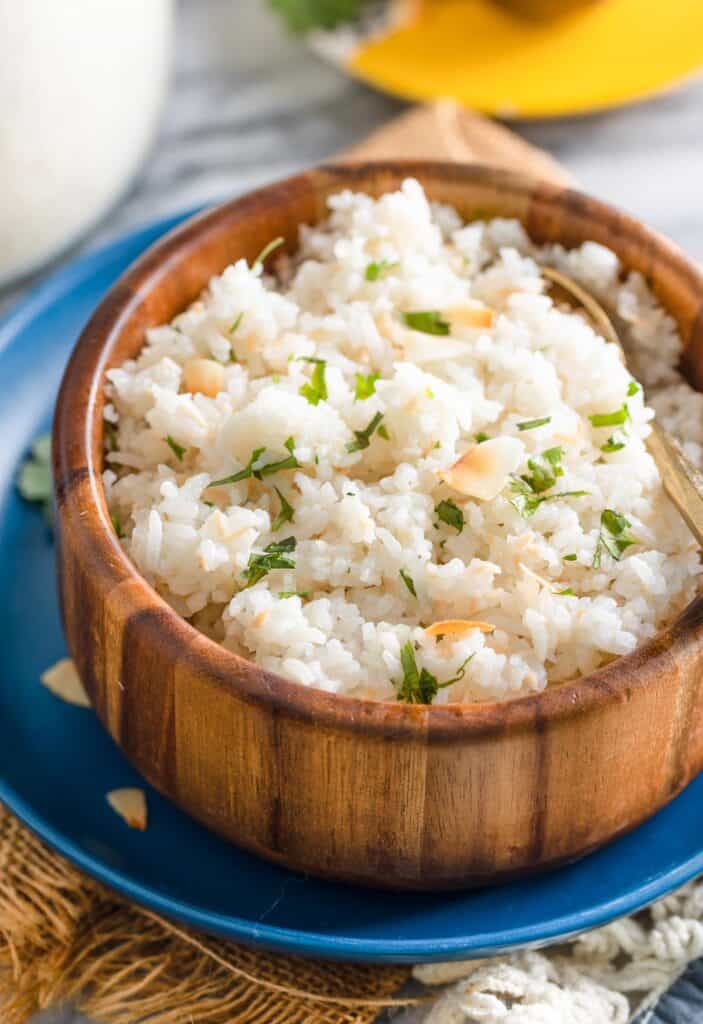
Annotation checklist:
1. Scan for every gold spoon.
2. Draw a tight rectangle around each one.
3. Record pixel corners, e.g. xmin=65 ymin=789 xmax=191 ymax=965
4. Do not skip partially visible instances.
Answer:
xmin=542 ymin=266 xmax=703 ymax=547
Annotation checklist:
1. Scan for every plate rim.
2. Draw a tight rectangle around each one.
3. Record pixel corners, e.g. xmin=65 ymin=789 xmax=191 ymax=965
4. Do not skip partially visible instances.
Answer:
xmin=2 ymin=209 xmax=703 ymax=962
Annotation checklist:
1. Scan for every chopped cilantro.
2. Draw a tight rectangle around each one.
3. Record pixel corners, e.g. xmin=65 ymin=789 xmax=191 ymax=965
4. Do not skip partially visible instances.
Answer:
xmin=520 ymin=446 xmax=564 ymax=494
xmin=365 ymin=260 xmax=396 ymax=282
xmin=298 ymin=357 xmax=327 ymax=406
xmin=563 ymin=553 xmax=577 ymax=561
xmin=378 ymin=422 xmax=390 ymax=440
xmin=270 ymin=0 xmax=363 ymax=33
xmin=474 ymin=431 xmax=490 ymax=444
xmin=271 ymin=486 xmax=295 ymax=532
xmin=104 ymin=422 xmax=119 ymax=452
xmin=402 ymin=311 xmax=450 ymax=336
xmin=346 ymin=411 xmax=386 ymax=452
xmin=252 ymin=236 xmax=284 ymax=269
xmin=243 ymin=536 xmax=296 ymax=587
xmin=111 ymin=512 xmax=125 ymax=539
xmin=509 ymin=476 xmax=589 ymax=519
xmin=354 ymin=372 xmax=380 ymax=401
xmin=211 ymin=438 xmax=299 ymax=487
xmin=593 ymin=509 xmax=637 ymax=568
xmin=396 ymin=642 xmax=473 ymax=704
xmin=435 ymin=499 xmax=464 ymax=533
xmin=627 ymin=381 xmax=640 ymax=397
xmin=230 ymin=312 xmax=244 ymax=334
xmin=17 ymin=432 xmax=53 ymax=524
xmin=517 ymin=416 xmax=551 ymax=432
xmin=165 ymin=435 xmax=187 ymax=462
xmin=601 ymin=431 xmax=627 ymax=453
xmin=589 ymin=404 xmax=629 ymax=428
xmin=279 ymin=590 xmax=309 ymax=599
xmin=555 ymin=588 xmax=574 ymax=596
xmin=399 ymin=569 xmax=417 ymax=597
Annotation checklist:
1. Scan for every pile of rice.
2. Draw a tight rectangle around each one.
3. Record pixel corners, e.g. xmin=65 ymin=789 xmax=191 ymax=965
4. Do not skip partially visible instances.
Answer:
xmin=103 ymin=179 xmax=703 ymax=704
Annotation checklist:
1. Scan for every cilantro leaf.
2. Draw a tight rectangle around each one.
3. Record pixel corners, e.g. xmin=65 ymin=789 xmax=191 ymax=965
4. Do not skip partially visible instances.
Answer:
xmin=563 ymin=553 xmax=577 ymax=561
xmin=402 ymin=311 xmax=450 ymax=336
xmin=521 ymin=446 xmax=564 ymax=494
xmin=509 ymin=476 xmax=589 ymax=519
xmin=346 ymin=411 xmax=386 ymax=453
xmin=396 ymin=642 xmax=474 ymax=704
xmin=243 ymin=536 xmax=297 ymax=587
xmin=593 ymin=509 xmax=637 ymax=568
xmin=269 ymin=0 xmax=363 ymax=32
xmin=517 ymin=416 xmax=551 ymax=431
xmin=211 ymin=438 xmax=299 ymax=487
xmin=601 ymin=431 xmax=627 ymax=453
xmin=165 ymin=435 xmax=187 ymax=462
xmin=230 ymin=312 xmax=244 ymax=334
xmin=627 ymin=381 xmax=640 ymax=397
xmin=399 ymin=569 xmax=417 ymax=597
xmin=435 ymin=499 xmax=464 ymax=533
xmin=279 ymin=590 xmax=310 ymax=599
xmin=272 ymin=487 xmax=295 ymax=532
xmin=354 ymin=372 xmax=380 ymax=401
xmin=252 ymin=236 xmax=284 ymax=269
xmin=589 ymin=404 xmax=629 ymax=428
xmin=474 ymin=431 xmax=490 ymax=443
xmin=365 ymin=260 xmax=396 ymax=282
xmin=298 ymin=357 xmax=327 ymax=406
xmin=111 ymin=512 xmax=125 ymax=539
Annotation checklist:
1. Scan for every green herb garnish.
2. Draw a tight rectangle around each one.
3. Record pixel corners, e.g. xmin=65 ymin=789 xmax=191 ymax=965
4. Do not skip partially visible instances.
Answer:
xmin=298 ymin=357 xmax=328 ymax=406
xmin=279 ymin=590 xmax=310 ymax=599
xmin=165 ymin=435 xmax=187 ymax=462
xmin=211 ymin=438 xmax=299 ymax=486
xmin=243 ymin=536 xmax=297 ymax=587
xmin=270 ymin=0 xmax=363 ymax=32
xmin=517 ymin=416 xmax=551 ymax=432
xmin=520 ymin=446 xmax=564 ymax=494
xmin=508 ymin=477 xmax=589 ymax=519
xmin=354 ymin=372 xmax=380 ymax=401
xmin=588 ymin=404 xmax=629 ymax=428
xmin=474 ymin=431 xmax=489 ymax=444
xmin=563 ymin=553 xmax=577 ymax=561
xmin=396 ymin=642 xmax=473 ymax=704
xmin=111 ymin=512 xmax=125 ymax=539
xmin=435 ymin=499 xmax=464 ymax=533
xmin=400 ymin=569 xmax=417 ymax=597
xmin=252 ymin=236 xmax=284 ymax=269
xmin=271 ymin=487 xmax=295 ymax=532
xmin=593 ymin=509 xmax=637 ymax=568
xmin=230 ymin=312 xmax=244 ymax=334
xmin=402 ymin=311 xmax=450 ymax=336
xmin=365 ymin=260 xmax=396 ymax=282
xmin=346 ymin=411 xmax=386 ymax=453
xmin=627 ymin=381 xmax=640 ymax=397
xmin=104 ymin=422 xmax=119 ymax=452
xmin=601 ymin=432 xmax=627 ymax=453
xmin=17 ymin=432 xmax=53 ymax=524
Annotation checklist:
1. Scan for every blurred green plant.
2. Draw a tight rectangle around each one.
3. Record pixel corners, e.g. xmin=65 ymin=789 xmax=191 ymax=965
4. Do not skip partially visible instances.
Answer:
xmin=269 ymin=0 xmax=364 ymax=32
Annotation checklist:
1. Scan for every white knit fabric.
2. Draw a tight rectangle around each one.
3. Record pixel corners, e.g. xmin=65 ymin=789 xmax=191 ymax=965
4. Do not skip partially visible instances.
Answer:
xmin=413 ymin=880 xmax=703 ymax=1023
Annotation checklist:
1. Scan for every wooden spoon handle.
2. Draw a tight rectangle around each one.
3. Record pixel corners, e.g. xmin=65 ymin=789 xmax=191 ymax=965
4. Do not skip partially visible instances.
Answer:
xmin=647 ymin=421 xmax=703 ymax=548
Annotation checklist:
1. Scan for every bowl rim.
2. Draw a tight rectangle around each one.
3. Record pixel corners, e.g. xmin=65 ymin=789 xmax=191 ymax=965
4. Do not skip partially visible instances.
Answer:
xmin=53 ymin=159 xmax=703 ymax=741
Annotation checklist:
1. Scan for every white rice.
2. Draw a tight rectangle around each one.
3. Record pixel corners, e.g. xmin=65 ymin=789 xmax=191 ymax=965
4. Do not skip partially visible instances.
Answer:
xmin=103 ymin=179 xmax=702 ymax=703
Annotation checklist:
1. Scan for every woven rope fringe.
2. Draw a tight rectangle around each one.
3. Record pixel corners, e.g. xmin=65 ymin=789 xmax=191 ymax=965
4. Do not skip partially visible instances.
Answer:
xmin=0 ymin=806 xmax=411 ymax=1024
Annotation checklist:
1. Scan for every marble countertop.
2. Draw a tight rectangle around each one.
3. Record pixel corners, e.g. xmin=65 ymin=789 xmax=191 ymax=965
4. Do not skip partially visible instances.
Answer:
xmin=19 ymin=2 xmax=703 ymax=1021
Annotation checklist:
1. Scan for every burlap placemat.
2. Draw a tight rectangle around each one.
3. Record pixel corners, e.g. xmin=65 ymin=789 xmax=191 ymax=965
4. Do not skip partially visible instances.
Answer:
xmin=0 ymin=103 xmax=572 ymax=1023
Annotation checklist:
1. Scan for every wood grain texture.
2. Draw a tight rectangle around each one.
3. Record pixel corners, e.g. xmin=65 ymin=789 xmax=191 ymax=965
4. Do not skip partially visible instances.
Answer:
xmin=53 ymin=162 xmax=703 ymax=889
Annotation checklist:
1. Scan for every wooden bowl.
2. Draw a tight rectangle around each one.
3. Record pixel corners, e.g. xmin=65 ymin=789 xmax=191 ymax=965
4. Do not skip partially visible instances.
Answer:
xmin=53 ymin=162 xmax=703 ymax=890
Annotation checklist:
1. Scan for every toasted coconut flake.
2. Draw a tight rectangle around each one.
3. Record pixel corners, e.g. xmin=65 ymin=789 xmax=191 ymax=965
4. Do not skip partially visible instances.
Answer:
xmin=40 ymin=658 xmax=90 ymax=707
xmin=446 ymin=301 xmax=494 ymax=329
xmin=438 ymin=436 xmax=524 ymax=500
xmin=426 ymin=619 xmax=495 ymax=638
xmin=183 ymin=358 xmax=225 ymax=398
xmin=106 ymin=788 xmax=147 ymax=830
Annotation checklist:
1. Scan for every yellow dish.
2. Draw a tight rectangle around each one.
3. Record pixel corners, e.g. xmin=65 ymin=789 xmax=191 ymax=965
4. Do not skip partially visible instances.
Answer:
xmin=316 ymin=0 xmax=703 ymax=118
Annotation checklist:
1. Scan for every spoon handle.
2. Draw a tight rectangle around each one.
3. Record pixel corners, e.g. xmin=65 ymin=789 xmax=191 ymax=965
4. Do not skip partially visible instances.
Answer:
xmin=647 ymin=421 xmax=703 ymax=548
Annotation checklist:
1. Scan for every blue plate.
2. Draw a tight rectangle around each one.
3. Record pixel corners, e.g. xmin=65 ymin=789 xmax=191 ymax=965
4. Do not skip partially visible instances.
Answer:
xmin=1 ymin=211 xmax=703 ymax=964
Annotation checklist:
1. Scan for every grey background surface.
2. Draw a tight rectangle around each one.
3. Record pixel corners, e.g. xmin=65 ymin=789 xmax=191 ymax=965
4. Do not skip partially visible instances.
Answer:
xmin=11 ymin=1 xmax=703 ymax=1020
